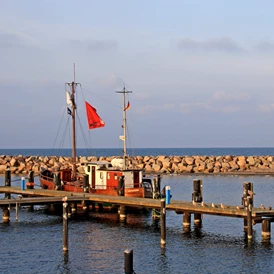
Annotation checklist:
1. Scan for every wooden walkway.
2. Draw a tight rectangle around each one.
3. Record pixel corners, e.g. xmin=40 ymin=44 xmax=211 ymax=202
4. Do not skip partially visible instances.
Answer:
xmin=1 ymin=186 xmax=274 ymax=219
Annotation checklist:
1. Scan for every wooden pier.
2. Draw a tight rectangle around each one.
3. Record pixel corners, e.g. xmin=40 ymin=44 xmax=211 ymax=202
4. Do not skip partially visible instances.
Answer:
xmin=0 ymin=185 xmax=273 ymax=219
xmin=1 ymin=177 xmax=274 ymax=249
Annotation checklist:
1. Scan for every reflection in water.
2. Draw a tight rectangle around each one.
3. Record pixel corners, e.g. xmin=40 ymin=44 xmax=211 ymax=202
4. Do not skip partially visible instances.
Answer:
xmin=61 ymin=253 xmax=70 ymax=274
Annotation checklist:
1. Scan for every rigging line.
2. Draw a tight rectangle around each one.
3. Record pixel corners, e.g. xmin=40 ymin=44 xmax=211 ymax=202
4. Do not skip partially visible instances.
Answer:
xmin=80 ymin=85 xmax=86 ymax=102
xmin=59 ymin=116 xmax=70 ymax=150
xmin=52 ymin=106 xmax=67 ymax=150
xmin=126 ymin=112 xmax=137 ymax=157
xmin=80 ymin=86 xmax=93 ymax=153
xmin=76 ymin=111 xmax=91 ymax=151
xmin=81 ymin=87 xmax=121 ymax=109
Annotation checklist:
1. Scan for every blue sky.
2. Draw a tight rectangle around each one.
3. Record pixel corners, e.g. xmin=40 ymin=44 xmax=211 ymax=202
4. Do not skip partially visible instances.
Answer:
xmin=1 ymin=0 xmax=274 ymax=148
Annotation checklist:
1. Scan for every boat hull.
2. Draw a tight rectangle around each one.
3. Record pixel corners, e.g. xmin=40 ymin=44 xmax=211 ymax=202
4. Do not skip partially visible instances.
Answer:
xmin=40 ymin=175 xmax=151 ymax=198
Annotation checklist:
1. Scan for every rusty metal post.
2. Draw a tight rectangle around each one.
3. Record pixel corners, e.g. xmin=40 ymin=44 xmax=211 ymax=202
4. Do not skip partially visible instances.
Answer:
xmin=124 ymin=249 xmax=133 ymax=274
xmin=63 ymin=198 xmax=68 ymax=253
xmin=160 ymin=198 xmax=166 ymax=247
xmin=262 ymin=219 xmax=271 ymax=240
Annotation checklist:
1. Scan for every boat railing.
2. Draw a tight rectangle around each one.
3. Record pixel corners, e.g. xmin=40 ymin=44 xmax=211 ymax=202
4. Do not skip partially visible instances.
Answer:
xmin=40 ymin=172 xmax=54 ymax=182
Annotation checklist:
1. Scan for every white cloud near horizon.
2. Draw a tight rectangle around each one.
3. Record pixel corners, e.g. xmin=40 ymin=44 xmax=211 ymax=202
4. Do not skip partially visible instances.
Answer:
xmin=177 ymin=37 xmax=246 ymax=53
xmin=258 ymin=104 xmax=274 ymax=113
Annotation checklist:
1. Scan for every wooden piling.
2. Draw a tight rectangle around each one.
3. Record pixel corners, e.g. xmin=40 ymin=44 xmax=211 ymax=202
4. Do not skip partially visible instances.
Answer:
xmin=246 ymin=197 xmax=253 ymax=239
xmin=243 ymin=182 xmax=254 ymax=232
xmin=160 ymin=198 xmax=166 ymax=247
xmin=5 ymin=169 xmax=11 ymax=198
xmin=81 ymin=200 xmax=89 ymax=216
xmin=193 ymin=179 xmax=203 ymax=225
xmin=26 ymin=171 xmax=34 ymax=189
xmin=83 ymin=174 xmax=89 ymax=193
xmin=262 ymin=219 xmax=271 ymax=239
xmin=70 ymin=203 xmax=77 ymax=217
xmin=118 ymin=176 xmax=125 ymax=196
xmin=183 ymin=212 xmax=191 ymax=227
xmin=124 ymin=249 xmax=133 ymax=274
xmin=15 ymin=202 xmax=18 ymax=221
xmin=53 ymin=172 xmax=61 ymax=190
xmin=3 ymin=169 xmax=11 ymax=223
xmin=2 ymin=207 xmax=10 ymax=223
xmin=63 ymin=198 xmax=68 ymax=253
xmin=119 ymin=205 xmax=127 ymax=221
xmin=183 ymin=213 xmax=191 ymax=232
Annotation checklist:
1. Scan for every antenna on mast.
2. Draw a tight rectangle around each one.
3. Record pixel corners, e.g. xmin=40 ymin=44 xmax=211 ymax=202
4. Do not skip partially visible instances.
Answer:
xmin=116 ymin=86 xmax=132 ymax=169
xmin=73 ymin=63 xmax=76 ymax=83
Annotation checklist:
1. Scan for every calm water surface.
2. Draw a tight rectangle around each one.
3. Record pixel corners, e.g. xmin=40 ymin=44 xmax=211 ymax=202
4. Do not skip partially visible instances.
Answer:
xmin=1 ymin=174 xmax=274 ymax=274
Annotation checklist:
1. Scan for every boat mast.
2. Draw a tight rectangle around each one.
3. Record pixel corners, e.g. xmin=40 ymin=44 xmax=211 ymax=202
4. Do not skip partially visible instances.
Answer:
xmin=116 ymin=87 xmax=132 ymax=169
xmin=66 ymin=64 xmax=80 ymax=178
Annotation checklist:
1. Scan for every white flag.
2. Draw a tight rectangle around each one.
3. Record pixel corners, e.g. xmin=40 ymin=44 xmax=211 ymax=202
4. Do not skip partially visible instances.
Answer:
xmin=66 ymin=91 xmax=72 ymax=106
xmin=119 ymin=135 xmax=125 ymax=141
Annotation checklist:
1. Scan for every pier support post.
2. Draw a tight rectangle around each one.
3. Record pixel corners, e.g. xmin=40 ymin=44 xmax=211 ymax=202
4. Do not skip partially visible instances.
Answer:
xmin=28 ymin=204 xmax=34 ymax=212
xmin=98 ymin=203 xmax=103 ymax=212
xmin=2 ymin=207 xmax=10 ymax=223
xmin=183 ymin=213 xmax=191 ymax=231
xmin=15 ymin=202 xmax=18 ymax=221
xmin=83 ymin=174 xmax=89 ymax=193
xmin=70 ymin=203 xmax=77 ymax=217
xmin=63 ymin=197 xmax=68 ymax=253
xmin=262 ymin=219 xmax=271 ymax=240
xmin=242 ymin=182 xmax=254 ymax=232
xmin=246 ymin=197 xmax=253 ymax=240
xmin=124 ymin=249 xmax=133 ymax=274
xmin=193 ymin=179 xmax=203 ymax=225
xmin=28 ymin=172 xmax=34 ymax=211
xmin=3 ymin=169 xmax=11 ymax=223
xmin=82 ymin=200 xmax=89 ymax=217
xmin=53 ymin=172 xmax=61 ymax=190
xmin=26 ymin=171 xmax=34 ymax=189
xmin=5 ymin=169 xmax=11 ymax=198
xmin=119 ymin=205 xmax=127 ymax=221
xmin=160 ymin=198 xmax=166 ymax=247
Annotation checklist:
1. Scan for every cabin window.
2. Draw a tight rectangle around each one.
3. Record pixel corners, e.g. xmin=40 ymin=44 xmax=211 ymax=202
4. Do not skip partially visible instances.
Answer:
xmin=87 ymin=166 xmax=90 ymax=172
xmin=100 ymin=172 xmax=103 ymax=179
xmin=114 ymin=173 xmax=117 ymax=180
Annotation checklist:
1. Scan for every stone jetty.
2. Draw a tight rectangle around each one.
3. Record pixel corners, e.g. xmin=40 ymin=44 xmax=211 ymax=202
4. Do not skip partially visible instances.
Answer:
xmin=1 ymin=154 xmax=274 ymax=175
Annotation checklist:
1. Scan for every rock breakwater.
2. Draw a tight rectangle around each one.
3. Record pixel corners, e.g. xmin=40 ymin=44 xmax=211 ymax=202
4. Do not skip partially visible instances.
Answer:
xmin=1 ymin=154 xmax=274 ymax=175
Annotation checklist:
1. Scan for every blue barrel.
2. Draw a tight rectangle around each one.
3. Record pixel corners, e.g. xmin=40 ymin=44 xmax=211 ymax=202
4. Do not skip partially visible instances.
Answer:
xmin=21 ymin=177 xmax=25 ymax=191
xmin=165 ymin=186 xmax=171 ymax=204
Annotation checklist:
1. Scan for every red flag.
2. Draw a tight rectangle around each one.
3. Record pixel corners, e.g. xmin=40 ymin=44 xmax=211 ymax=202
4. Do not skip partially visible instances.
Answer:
xmin=124 ymin=101 xmax=130 ymax=111
xmin=85 ymin=101 xmax=105 ymax=129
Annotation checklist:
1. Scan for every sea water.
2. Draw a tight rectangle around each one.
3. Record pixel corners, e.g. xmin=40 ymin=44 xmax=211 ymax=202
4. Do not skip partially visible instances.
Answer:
xmin=1 ymin=171 xmax=274 ymax=274
xmin=1 ymin=147 xmax=274 ymax=157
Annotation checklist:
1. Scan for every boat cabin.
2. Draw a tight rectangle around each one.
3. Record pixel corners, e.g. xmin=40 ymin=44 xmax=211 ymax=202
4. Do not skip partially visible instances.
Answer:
xmin=83 ymin=161 xmax=144 ymax=191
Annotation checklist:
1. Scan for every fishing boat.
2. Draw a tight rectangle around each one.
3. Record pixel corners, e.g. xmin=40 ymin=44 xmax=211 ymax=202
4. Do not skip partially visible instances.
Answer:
xmin=40 ymin=69 xmax=162 ymax=199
